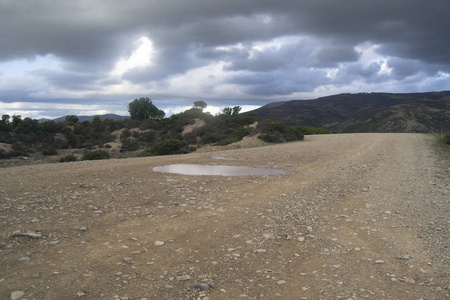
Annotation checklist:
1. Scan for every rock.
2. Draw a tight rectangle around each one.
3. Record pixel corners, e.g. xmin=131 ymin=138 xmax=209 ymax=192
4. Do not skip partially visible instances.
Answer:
xmin=10 ymin=230 xmax=42 ymax=239
xmin=375 ymin=260 xmax=385 ymax=264
xmin=193 ymin=283 xmax=210 ymax=291
xmin=254 ymin=249 xmax=267 ymax=253
xmin=92 ymin=210 xmax=103 ymax=215
xmin=277 ymin=280 xmax=287 ymax=285
xmin=10 ymin=291 xmax=25 ymax=300
xmin=123 ymin=257 xmax=133 ymax=263
xmin=154 ymin=241 xmax=165 ymax=246
xmin=76 ymin=292 xmax=86 ymax=297
xmin=176 ymin=275 xmax=191 ymax=281
xmin=78 ymin=226 xmax=88 ymax=231
xmin=18 ymin=257 xmax=30 ymax=261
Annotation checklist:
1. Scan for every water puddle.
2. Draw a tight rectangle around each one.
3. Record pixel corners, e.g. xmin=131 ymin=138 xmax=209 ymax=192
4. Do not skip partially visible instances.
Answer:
xmin=153 ymin=164 xmax=289 ymax=176
xmin=210 ymin=156 xmax=240 ymax=161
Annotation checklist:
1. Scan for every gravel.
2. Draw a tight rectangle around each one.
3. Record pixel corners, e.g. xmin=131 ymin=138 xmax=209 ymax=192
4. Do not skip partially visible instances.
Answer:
xmin=0 ymin=133 xmax=448 ymax=299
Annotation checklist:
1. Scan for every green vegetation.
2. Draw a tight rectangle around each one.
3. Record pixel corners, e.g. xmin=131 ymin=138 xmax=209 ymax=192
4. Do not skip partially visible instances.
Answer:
xmin=444 ymin=133 xmax=450 ymax=145
xmin=128 ymin=97 xmax=165 ymax=120
xmin=1 ymin=99 xmax=330 ymax=162
xmin=82 ymin=150 xmax=110 ymax=160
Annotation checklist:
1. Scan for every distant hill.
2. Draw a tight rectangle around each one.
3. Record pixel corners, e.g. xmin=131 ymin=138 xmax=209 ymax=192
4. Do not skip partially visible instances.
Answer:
xmin=46 ymin=114 xmax=129 ymax=123
xmin=247 ymin=91 xmax=450 ymax=133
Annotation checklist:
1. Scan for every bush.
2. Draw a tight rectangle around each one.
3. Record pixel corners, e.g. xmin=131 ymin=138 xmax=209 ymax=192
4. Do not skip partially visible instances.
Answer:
xmin=258 ymin=119 xmax=304 ymax=143
xmin=42 ymin=148 xmax=58 ymax=156
xmin=145 ymin=139 xmax=193 ymax=156
xmin=82 ymin=150 xmax=110 ymax=160
xmin=0 ymin=149 xmax=10 ymax=159
xmin=120 ymin=138 xmax=140 ymax=152
xmin=444 ymin=133 xmax=450 ymax=145
xmin=60 ymin=154 xmax=77 ymax=163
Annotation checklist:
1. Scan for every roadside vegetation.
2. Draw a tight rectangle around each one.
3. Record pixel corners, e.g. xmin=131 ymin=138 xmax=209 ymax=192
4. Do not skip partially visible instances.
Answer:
xmin=0 ymin=98 xmax=330 ymax=162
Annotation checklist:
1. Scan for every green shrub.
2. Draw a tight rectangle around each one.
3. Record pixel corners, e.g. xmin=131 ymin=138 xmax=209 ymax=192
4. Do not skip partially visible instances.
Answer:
xmin=82 ymin=150 xmax=110 ymax=160
xmin=258 ymin=119 xmax=304 ymax=143
xmin=444 ymin=133 xmax=450 ymax=145
xmin=42 ymin=148 xmax=58 ymax=156
xmin=60 ymin=154 xmax=77 ymax=162
xmin=145 ymin=139 xmax=193 ymax=156
xmin=120 ymin=138 xmax=140 ymax=152
xmin=0 ymin=149 xmax=10 ymax=159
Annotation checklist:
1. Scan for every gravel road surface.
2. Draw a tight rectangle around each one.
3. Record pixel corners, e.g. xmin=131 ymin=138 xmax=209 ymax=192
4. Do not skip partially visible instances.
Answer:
xmin=0 ymin=133 xmax=448 ymax=299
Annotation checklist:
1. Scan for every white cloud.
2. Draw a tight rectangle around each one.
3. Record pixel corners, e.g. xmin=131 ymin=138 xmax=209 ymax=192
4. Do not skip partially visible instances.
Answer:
xmin=112 ymin=36 xmax=155 ymax=76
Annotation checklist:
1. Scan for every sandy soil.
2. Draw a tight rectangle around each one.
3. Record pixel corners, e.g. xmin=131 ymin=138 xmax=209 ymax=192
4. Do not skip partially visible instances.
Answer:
xmin=0 ymin=133 xmax=448 ymax=299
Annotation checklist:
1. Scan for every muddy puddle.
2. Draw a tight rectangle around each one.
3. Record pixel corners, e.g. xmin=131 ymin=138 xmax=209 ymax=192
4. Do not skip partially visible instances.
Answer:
xmin=153 ymin=164 xmax=289 ymax=176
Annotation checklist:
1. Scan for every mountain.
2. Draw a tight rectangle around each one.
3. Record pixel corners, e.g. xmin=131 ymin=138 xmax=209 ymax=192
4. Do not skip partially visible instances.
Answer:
xmin=247 ymin=91 xmax=450 ymax=133
xmin=49 ymin=114 xmax=129 ymax=123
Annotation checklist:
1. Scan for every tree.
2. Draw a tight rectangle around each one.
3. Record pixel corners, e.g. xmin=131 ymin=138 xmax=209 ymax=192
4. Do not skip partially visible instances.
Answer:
xmin=193 ymin=101 xmax=207 ymax=111
xmin=222 ymin=107 xmax=233 ymax=115
xmin=92 ymin=116 xmax=102 ymax=124
xmin=65 ymin=115 xmax=79 ymax=124
xmin=232 ymin=106 xmax=242 ymax=115
xmin=128 ymin=97 xmax=165 ymax=120
xmin=222 ymin=106 xmax=242 ymax=115
xmin=0 ymin=114 xmax=11 ymax=132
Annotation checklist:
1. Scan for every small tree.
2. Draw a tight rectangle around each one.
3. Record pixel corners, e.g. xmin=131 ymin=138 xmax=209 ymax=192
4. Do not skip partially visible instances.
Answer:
xmin=128 ymin=97 xmax=165 ymax=120
xmin=222 ymin=107 xmax=233 ymax=115
xmin=193 ymin=101 xmax=207 ymax=111
xmin=92 ymin=116 xmax=102 ymax=123
xmin=222 ymin=106 xmax=242 ymax=115
xmin=65 ymin=115 xmax=79 ymax=124
xmin=232 ymin=106 xmax=242 ymax=115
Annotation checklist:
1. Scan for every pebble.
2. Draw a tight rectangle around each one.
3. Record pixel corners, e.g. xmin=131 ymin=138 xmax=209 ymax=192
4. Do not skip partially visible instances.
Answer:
xmin=254 ymin=249 xmax=267 ymax=253
xmin=154 ymin=241 xmax=165 ymax=246
xmin=18 ymin=257 xmax=30 ymax=261
xmin=375 ymin=260 xmax=385 ymax=264
xmin=10 ymin=291 xmax=25 ymax=300
xmin=277 ymin=280 xmax=287 ymax=285
xmin=193 ymin=283 xmax=210 ymax=291
xmin=176 ymin=275 xmax=191 ymax=281
xmin=10 ymin=230 xmax=42 ymax=239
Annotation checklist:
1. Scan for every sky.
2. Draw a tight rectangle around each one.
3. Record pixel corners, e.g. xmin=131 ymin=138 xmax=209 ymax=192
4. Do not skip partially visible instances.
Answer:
xmin=1 ymin=0 xmax=449 ymax=119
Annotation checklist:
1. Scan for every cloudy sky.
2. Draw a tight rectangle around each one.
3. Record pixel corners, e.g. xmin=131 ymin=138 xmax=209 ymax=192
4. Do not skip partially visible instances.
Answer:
xmin=1 ymin=0 xmax=449 ymax=119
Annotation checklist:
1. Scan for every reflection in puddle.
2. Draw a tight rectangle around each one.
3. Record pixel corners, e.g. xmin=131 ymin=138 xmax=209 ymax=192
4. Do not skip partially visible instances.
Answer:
xmin=153 ymin=164 xmax=289 ymax=176
xmin=211 ymin=156 xmax=239 ymax=161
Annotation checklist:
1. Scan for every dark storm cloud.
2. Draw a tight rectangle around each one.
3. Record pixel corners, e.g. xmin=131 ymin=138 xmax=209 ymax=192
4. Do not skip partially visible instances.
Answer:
xmin=0 ymin=0 xmax=449 ymax=118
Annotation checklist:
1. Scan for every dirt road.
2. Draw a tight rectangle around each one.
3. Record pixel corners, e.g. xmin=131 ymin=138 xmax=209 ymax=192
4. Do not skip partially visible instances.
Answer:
xmin=0 ymin=133 xmax=448 ymax=299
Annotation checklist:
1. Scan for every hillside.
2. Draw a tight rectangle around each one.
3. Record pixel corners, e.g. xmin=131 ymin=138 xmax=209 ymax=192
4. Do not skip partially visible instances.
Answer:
xmin=327 ymin=98 xmax=450 ymax=133
xmin=248 ymin=91 xmax=450 ymax=133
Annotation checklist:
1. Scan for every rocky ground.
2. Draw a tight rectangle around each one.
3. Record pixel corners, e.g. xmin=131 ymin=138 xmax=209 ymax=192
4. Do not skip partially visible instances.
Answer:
xmin=0 ymin=133 xmax=448 ymax=300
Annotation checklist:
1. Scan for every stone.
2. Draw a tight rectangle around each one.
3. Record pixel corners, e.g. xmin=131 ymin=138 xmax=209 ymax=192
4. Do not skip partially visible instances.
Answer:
xmin=18 ymin=257 xmax=30 ymax=261
xmin=277 ymin=280 xmax=287 ymax=285
xmin=154 ymin=241 xmax=164 ymax=246
xmin=10 ymin=291 xmax=25 ymax=300
xmin=375 ymin=260 xmax=385 ymax=264
xmin=176 ymin=275 xmax=191 ymax=281
xmin=10 ymin=230 xmax=42 ymax=239
xmin=193 ymin=283 xmax=210 ymax=291
xmin=254 ymin=249 xmax=267 ymax=253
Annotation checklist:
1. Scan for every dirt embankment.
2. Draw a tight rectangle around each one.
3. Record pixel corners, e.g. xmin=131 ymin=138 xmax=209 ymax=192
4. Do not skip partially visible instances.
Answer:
xmin=0 ymin=133 xmax=448 ymax=299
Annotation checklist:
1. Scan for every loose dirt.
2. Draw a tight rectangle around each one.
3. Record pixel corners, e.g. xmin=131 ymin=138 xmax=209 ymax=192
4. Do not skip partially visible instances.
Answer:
xmin=0 ymin=133 xmax=448 ymax=299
